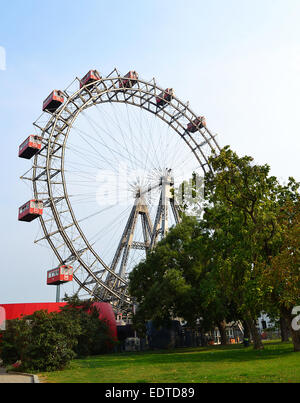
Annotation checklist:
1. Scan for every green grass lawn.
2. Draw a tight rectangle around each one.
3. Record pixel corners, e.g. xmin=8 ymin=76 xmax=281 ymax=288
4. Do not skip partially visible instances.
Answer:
xmin=39 ymin=341 xmax=300 ymax=383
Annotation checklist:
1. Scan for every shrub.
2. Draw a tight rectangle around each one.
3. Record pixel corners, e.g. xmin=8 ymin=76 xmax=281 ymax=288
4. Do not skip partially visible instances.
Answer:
xmin=0 ymin=310 xmax=80 ymax=372
xmin=0 ymin=318 xmax=31 ymax=366
xmin=0 ymin=297 xmax=117 ymax=372
xmin=60 ymin=296 xmax=116 ymax=357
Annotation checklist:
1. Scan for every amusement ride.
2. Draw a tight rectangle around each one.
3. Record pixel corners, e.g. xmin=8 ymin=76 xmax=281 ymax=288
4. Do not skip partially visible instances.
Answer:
xmin=18 ymin=68 xmax=220 ymax=313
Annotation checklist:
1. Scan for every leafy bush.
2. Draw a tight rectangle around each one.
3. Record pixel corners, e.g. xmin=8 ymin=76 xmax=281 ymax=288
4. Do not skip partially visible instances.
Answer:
xmin=0 ymin=318 xmax=31 ymax=366
xmin=60 ymin=296 xmax=117 ymax=357
xmin=0 ymin=297 xmax=117 ymax=372
xmin=0 ymin=310 xmax=79 ymax=372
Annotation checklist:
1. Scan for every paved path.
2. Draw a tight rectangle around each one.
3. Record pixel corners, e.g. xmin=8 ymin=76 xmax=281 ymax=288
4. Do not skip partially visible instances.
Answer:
xmin=0 ymin=367 xmax=37 ymax=383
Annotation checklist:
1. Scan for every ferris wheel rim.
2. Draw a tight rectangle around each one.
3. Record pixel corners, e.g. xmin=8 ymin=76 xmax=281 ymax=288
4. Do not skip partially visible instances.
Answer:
xmin=30 ymin=69 xmax=220 ymax=309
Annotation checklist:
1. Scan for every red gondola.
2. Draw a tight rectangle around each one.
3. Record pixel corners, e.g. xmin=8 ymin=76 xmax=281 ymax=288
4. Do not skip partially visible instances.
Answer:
xmin=80 ymin=70 xmax=102 ymax=89
xmin=187 ymin=116 xmax=206 ymax=133
xmin=119 ymin=71 xmax=139 ymax=89
xmin=43 ymin=90 xmax=64 ymax=113
xmin=18 ymin=135 xmax=42 ymax=159
xmin=47 ymin=266 xmax=73 ymax=286
xmin=18 ymin=200 xmax=43 ymax=222
xmin=156 ymin=88 xmax=174 ymax=107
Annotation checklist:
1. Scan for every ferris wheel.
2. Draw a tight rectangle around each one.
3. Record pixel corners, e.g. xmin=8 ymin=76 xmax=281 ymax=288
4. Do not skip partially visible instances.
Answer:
xmin=18 ymin=68 xmax=220 ymax=312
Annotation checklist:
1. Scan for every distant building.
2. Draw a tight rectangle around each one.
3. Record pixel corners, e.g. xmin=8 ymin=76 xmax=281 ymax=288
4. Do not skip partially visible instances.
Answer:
xmin=257 ymin=313 xmax=275 ymax=332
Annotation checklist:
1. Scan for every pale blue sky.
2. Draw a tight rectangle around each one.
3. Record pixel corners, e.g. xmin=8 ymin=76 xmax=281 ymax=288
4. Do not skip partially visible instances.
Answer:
xmin=0 ymin=0 xmax=299 ymax=303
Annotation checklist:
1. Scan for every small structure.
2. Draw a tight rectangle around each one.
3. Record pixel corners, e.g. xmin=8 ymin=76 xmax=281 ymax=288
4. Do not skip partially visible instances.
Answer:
xmin=156 ymin=88 xmax=174 ymax=107
xmin=119 ymin=71 xmax=139 ymax=89
xmin=43 ymin=90 xmax=64 ymax=113
xmin=18 ymin=200 xmax=43 ymax=222
xmin=124 ymin=337 xmax=140 ymax=352
xmin=187 ymin=116 xmax=206 ymax=133
xmin=19 ymin=135 xmax=42 ymax=159
xmin=80 ymin=69 xmax=102 ymax=89
xmin=47 ymin=265 xmax=73 ymax=286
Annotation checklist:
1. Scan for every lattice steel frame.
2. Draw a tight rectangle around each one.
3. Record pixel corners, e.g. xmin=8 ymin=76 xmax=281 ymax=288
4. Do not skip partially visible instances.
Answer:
xmin=23 ymin=68 xmax=220 ymax=312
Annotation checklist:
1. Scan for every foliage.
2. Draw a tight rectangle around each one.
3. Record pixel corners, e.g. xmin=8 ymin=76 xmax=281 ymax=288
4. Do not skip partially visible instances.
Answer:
xmin=0 ymin=317 xmax=32 ymax=367
xmin=60 ymin=295 xmax=116 ymax=357
xmin=262 ymin=200 xmax=300 ymax=310
xmin=197 ymin=147 xmax=299 ymax=349
xmin=0 ymin=310 xmax=78 ymax=372
xmin=128 ymin=146 xmax=300 ymax=351
xmin=129 ymin=215 xmax=234 ymax=336
xmin=0 ymin=297 xmax=116 ymax=372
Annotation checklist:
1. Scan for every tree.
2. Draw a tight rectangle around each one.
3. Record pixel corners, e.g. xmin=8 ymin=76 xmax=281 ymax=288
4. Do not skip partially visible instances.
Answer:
xmin=129 ymin=146 xmax=300 ymax=351
xmin=199 ymin=147 xmax=299 ymax=349
xmin=0 ymin=317 xmax=32 ymax=366
xmin=129 ymin=215 xmax=237 ymax=344
xmin=129 ymin=216 xmax=200 ymax=328
xmin=60 ymin=295 xmax=116 ymax=356
xmin=262 ymin=200 xmax=300 ymax=351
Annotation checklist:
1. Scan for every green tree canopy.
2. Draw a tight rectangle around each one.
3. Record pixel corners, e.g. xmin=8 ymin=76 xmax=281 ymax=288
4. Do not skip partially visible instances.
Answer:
xmin=129 ymin=146 xmax=300 ymax=351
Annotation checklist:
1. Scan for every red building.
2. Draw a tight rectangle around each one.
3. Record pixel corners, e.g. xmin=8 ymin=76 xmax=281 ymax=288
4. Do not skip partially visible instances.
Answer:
xmin=0 ymin=302 xmax=117 ymax=340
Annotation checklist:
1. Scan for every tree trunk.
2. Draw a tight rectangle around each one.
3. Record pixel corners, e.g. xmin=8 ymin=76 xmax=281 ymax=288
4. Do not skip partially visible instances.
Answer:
xmin=242 ymin=320 xmax=251 ymax=340
xmin=281 ymin=306 xmax=300 ymax=352
xmin=279 ymin=314 xmax=290 ymax=342
xmin=217 ymin=320 xmax=227 ymax=345
xmin=246 ymin=318 xmax=264 ymax=350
